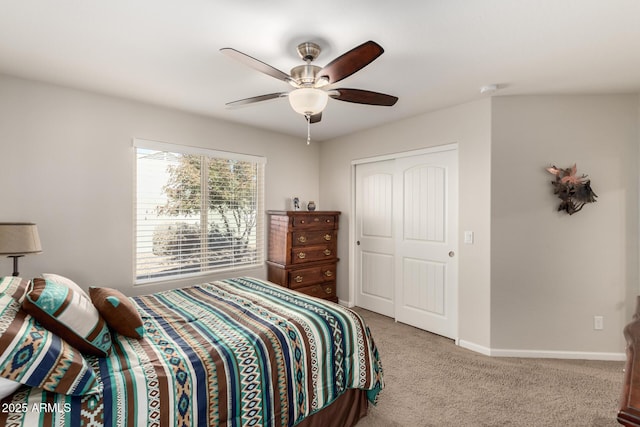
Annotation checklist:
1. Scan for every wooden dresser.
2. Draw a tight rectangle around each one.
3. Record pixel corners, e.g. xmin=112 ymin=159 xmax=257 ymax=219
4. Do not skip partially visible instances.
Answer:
xmin=266 ymin=210 xmax=340 ymax=303
xmin=619 ymin=296 xmax=640 ymax=426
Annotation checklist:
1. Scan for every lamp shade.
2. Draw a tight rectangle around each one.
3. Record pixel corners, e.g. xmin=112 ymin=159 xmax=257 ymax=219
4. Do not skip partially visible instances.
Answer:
xmin=288 ymin=88 xmax=329 ymax=115
xmin=0 ymin=223 xmax=42 ymax=255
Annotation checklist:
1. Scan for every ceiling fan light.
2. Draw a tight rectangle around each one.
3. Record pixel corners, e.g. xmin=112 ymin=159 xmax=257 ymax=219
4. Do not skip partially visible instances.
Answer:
xmin=288 ymin=88 xmax=329 ymax=115
xmin=314 ymin=76 xmax=330 ymax=88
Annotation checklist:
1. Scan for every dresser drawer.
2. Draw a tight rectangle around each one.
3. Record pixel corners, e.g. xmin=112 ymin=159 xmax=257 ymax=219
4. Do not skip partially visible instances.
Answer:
xmin=292 ymin=215 xmax=337 ymax=228
xmin=292 ymin=230 xmax=336 ymax=247
xmin=294 ymin=283 xmax=336 ymax=299
xmin=288 ymin=264 xmax=336 ymax=289
xmin=291 ymin=245 xmax=336 ymax=264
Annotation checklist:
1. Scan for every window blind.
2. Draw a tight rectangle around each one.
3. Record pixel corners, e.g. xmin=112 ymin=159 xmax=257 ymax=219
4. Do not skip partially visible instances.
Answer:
xmin=134 ymin=139 xmax=265 ymax=284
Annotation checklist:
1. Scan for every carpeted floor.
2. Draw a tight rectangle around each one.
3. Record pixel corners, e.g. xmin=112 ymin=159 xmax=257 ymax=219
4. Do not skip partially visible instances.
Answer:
xmin=354 ymin=308 xmax=625 ymax=427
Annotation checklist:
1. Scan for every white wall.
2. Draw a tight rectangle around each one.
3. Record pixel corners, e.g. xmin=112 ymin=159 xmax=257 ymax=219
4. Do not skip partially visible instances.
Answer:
xmin=0 ymin=74 xmax=320 ymax=295
xmin=491 ymin=95 xmax=639 ymax=356
xmin=319 ymin=99 xmax=493 ymax=349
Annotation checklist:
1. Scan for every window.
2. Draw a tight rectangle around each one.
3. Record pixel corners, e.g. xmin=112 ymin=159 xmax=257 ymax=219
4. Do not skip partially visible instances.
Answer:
xmin=134 ymin=139 xmax=265 ymax=284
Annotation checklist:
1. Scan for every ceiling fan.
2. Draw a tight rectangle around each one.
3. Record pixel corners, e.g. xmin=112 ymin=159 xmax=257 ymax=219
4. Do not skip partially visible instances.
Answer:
xmin=220 ymin=40 xmax=399 ymax=128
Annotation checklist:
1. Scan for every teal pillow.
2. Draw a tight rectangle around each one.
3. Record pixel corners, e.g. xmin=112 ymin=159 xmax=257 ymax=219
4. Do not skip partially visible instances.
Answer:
xmin=23 ymin=278 xmax=112 ymax=357
xmin=41 ymin=273 xmax=90 ymax=300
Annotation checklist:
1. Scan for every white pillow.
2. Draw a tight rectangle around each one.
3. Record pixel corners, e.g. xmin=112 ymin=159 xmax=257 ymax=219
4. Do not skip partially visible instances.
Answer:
xmin=41 ymin=273 xmax=90 ymax=300
xmin=0 ymin=377 xmax=21 ymax=399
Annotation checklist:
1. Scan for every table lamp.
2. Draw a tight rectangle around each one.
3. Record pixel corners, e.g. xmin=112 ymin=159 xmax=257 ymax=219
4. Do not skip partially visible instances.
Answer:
xmin=0 ymin=223 xmax=42 ymax=276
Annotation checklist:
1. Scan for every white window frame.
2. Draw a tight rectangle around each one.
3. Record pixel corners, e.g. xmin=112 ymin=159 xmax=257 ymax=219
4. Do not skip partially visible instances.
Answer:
xmin=133 ymin=138 xmax=266 ymax=285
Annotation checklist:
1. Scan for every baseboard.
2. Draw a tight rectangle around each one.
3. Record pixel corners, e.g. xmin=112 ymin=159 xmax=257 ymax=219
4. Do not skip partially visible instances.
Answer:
xmin=338 ymin=298 xmax=354 ymax=308
xmin=458 ymin=340 xmax=625 ymax=361
xmin=458 ymin=340 xmax=492 ymax=356
xmin=489 ymin=348 xmax=626 ymax=361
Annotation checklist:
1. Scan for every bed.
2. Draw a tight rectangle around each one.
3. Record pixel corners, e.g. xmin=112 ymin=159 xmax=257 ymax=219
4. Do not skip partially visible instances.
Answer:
xmin=0 ymin=276 xmax=383 ymax=427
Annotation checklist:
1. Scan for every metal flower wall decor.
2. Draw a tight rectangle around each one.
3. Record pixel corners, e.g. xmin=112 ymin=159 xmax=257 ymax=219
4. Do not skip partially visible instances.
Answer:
xmin=546 ymin=164 xmax=597 ymax=215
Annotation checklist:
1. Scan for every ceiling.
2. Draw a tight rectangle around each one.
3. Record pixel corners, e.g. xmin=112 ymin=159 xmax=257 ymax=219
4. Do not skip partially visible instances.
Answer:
xmin=1 ymin=0 xmax=640 ymax=142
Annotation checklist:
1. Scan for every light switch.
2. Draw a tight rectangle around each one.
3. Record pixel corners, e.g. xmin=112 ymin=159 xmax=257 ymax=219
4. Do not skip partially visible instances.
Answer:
xmin=464 ymin=231 xmax=474 ymax=244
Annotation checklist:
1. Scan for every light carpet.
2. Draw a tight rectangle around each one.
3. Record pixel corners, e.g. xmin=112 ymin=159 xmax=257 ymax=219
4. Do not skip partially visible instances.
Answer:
xmin=354 ymin=308 xmax=624 ymax=427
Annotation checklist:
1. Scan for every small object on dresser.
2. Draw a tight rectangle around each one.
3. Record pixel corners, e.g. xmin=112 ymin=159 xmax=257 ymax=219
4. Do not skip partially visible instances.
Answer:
xmin=307 ymin=201 xmax=316 ymax=211
xmin=266 ymin=211 xmax=340 ymax=302
xmin=292 ymin=197 xmax=300 ymax=211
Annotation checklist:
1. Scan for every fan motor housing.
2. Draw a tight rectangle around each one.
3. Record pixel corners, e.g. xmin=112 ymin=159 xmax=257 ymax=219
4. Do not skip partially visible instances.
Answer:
xmin=290 ymin=64 xmax=321 ymax=86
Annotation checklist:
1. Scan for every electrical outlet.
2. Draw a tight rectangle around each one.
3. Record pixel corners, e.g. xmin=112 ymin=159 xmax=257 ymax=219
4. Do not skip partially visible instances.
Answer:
xmin=594 ymin=316 xmax=604 ymax=330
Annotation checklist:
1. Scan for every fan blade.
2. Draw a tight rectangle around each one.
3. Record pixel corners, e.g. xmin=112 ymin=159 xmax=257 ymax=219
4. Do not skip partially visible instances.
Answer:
xmin=330 ymin=88 xmax=398 ymax=106
xmin=317 ymin=41 xmax=384 ymax=84
xmin=225 ymin=92 xmax=288 ymax=108
xmin=220 ymin=48 xmax=294 ymax=85
xmin=309 ymin=112 xmax=322 ymax=123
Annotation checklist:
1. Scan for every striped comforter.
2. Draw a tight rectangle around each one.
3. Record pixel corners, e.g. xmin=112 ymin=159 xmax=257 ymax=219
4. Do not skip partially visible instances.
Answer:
xmin=2 ymin=277 xmax=384 ymax=426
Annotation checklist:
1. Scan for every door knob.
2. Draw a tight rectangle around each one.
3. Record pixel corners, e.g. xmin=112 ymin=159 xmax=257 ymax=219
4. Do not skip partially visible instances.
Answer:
xmin=448 ymin=251 xmax=455 ymax=257
xmin=356 ymin=241 xmax=361 ymax=245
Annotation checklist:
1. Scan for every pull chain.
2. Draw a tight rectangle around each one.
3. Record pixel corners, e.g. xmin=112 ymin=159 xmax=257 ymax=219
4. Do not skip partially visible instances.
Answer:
xmin=305 ymin=114 xmax=311 ymax=145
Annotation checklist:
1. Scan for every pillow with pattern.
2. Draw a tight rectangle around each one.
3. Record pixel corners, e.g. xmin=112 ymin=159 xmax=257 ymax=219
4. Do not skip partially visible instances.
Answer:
xmin=0 ymin=276 xmax=30 ymax=302
xmin=89 ymin=287 xmax=144 ymax=339
xmin=23 ymin=278 xmax=112 ymax=357
xmin=0 ymin=293 xmax=100 ymax=396
xmin=41 ymin=273 xmax=90 ymax=300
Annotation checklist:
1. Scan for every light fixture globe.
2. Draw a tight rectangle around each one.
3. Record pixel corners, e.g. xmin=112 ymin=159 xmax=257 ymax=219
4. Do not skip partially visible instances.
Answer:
xmin=288 ymin=88 xmax=329 ymax=115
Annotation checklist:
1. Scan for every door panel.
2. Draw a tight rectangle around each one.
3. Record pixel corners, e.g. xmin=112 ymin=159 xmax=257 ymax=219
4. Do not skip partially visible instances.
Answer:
xmin=362 ymin=173 xmax=393 ymax=237
xmin=404 ymin=165 xmax=445 ymax=242
xmin=402 ymin=258 xmax=445 ymax=315
xmin=361 ymin=252 xmax=394 ymax=301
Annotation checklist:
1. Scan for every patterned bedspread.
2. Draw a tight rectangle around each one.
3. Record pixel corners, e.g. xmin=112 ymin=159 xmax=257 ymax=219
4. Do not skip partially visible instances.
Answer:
xmin=1 ymin=277 xmax=383 ymax=426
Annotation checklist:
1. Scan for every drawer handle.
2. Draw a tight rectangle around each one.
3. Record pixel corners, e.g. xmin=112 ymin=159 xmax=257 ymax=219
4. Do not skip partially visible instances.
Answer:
xmin=294 ymin=275 xmax=303 ymax=283
xmin=300 ymin=220 xmax=306 ymax=224
xmin=297 ymin=235 xmax=307 ymax=243
xmin=323 ymin=234 xmax=332 ymax=241
xmin=313 ymin=218 xmax=320 ymax=222
xmin=324 ymin=270 xmax=333 ymax=277
xmin=297 ymin=252 xmax=306 ymax=259
xmin=323 ymin=249 xmax=332 ymax=256
xmin=324 ymin=287 xmax=333 ymax=294
xmin=326 ymin=219 xmax=331 ymax=223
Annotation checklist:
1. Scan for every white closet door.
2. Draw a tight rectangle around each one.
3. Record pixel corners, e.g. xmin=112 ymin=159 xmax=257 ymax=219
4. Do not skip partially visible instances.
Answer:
xmin=354 ymin=160 xmax=395 ymax=317
xmin=354 ymin=146 xmax=458 ymax=339
xmin=394 ymin=148 xmax=458 ymax=339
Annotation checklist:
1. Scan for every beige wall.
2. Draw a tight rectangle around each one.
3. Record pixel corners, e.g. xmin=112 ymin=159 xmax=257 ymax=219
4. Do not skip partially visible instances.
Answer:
xmin=491 ymin=95 xmax=639 ymax=355
xmin=321 ymin=94 xmax=639 ymax=357
xmin=0 ymin=74 xmax=320 ymax=295
xmin=319 ymin=99 xmax=493 ymax=349
xmin=3 ymin=73 xmax=639 ymax=358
